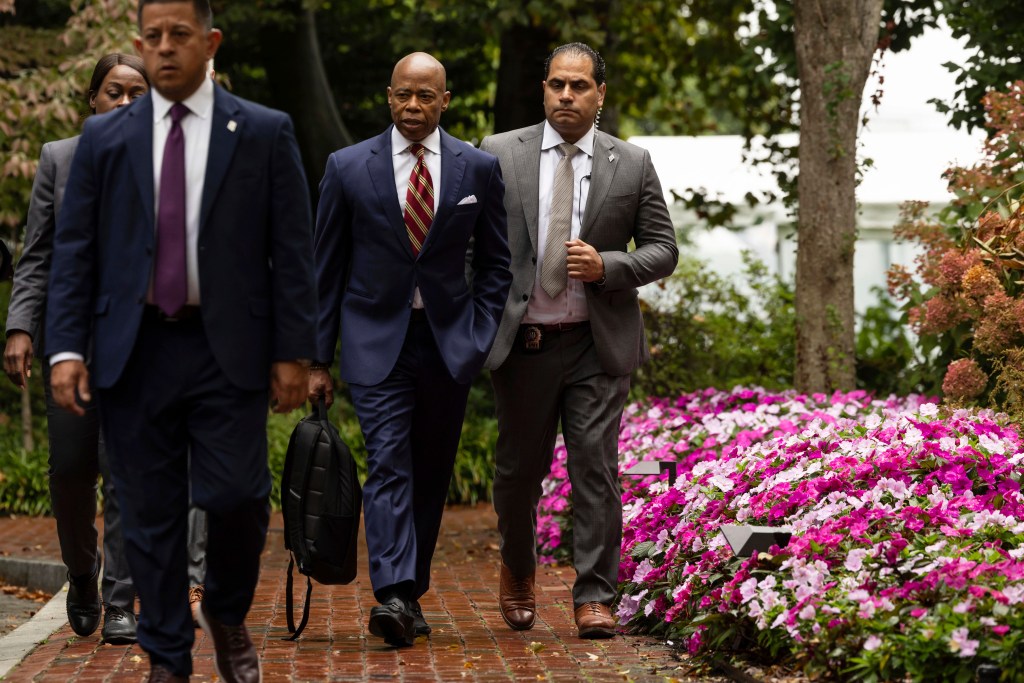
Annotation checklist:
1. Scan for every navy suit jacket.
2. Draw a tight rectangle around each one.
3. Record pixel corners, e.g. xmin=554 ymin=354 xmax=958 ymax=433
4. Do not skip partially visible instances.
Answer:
xmin=45 ymin=86 xmax=318 ymax=390
xmin=314 ymin=126 xmax=511 ymax=386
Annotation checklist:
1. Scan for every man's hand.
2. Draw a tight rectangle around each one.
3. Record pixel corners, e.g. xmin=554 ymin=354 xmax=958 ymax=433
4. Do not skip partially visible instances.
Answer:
xmin=3 ymin=332 xmax=33 ymax=389
xmin=307 ymin=367 xmax=335 ymax=408
xmin=566 ymin=239 xmax=605 ymax=282
xmin=270 ymin=361 xmax=309 ymax=414
xmin=51 ymin=360 xmax=90 ymax=416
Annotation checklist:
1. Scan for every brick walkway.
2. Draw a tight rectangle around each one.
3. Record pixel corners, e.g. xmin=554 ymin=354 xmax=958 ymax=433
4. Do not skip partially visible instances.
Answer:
xmin=0 ymin=506 xmax=708 ymax=682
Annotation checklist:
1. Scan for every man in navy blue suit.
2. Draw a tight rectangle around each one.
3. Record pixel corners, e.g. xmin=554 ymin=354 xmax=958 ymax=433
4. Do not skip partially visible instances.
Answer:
xmin=46 ymin=1 xmax=317 ymax=681
xmin=308 ymin=52 xmax=511 ymax=647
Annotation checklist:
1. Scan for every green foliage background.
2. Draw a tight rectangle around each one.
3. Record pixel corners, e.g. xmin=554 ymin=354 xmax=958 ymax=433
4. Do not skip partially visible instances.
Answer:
xmin=0 ymin=0 xmax=1007 ymax=513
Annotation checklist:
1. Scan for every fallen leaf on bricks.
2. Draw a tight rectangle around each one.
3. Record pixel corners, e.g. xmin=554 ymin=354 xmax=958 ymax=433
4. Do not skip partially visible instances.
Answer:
xmin=527 ymin=642 xmax=545 ymax=653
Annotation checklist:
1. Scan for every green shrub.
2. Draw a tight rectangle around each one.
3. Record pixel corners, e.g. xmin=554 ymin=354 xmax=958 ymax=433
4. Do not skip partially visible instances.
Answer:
xmin=0 ymin=437 xmax=51 ymax=515
xmin=854 ymin=286 xmax=933 ymax=396
xmin=633 ymin=252 xmax=796 ymax=398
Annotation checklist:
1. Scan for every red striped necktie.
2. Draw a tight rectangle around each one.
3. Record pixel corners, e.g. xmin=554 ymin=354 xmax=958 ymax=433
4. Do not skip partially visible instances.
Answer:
xmin=403 ymin=143 xmax=434 ymax=255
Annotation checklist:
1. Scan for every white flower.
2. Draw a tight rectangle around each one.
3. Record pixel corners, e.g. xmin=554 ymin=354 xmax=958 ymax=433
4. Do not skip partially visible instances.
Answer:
xmin=844 ymin=548 xmax=869 ymax=572
xmin=948 ymin=627 xmax=979 ymax=657
xmin=707 ymin=474 xmax=735 ymax=492
xmin=919 ymin=403 xmax=939 ymax=417
xmin=978 ymin=432 xmax=1006 ymax=455
xmin=863 ymin=635 xmax=883 ymax=651
xmin=739 ymin=578 xmax=759 ymax=604
xmin=903 ymin=426 xmax=924 ymax=448
xmin=632 ymin=559 xmax=655 ymax=583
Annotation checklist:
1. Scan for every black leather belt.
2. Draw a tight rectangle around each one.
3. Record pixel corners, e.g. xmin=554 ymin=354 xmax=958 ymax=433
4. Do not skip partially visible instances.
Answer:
xmin=520 ymin=321 xmax=589 ymax=334
xmin=144 ymin=305 xmax=201 ymax=322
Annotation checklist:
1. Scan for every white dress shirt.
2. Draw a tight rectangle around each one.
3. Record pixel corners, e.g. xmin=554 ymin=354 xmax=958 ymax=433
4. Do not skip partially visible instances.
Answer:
xmin=149 ymin=77 xmax=214 ymax=306
xmin=391 ymin=126 xmax=442 ymax=309
xmin=522 ymin=121 xmax=594 ymax=324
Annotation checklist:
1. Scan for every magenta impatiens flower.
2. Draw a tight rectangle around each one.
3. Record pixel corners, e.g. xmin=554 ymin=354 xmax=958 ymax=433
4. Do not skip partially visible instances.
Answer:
xmin=536 ymin=387 xmax=1024 ymax=680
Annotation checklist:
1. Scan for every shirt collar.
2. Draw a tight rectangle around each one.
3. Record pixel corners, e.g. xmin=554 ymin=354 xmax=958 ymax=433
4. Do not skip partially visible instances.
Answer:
xmin=541 ymin=120 xmax=595 ymax=157
xmin=392 ymin=126 xmax=442 ymax=157
xmin=151 ymin=76 xmax=215 ymax=124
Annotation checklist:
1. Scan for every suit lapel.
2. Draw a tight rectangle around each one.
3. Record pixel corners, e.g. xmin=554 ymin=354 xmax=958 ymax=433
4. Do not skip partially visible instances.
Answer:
xmin=580 ymin=132 xmax=619 ymax=240
xmin=200 ymin=85 xmax=244 ymax=232
xmin=367 ymin=127 xmax=413 ymax=261
xmin=512 ymin=123 xmax=544 ymax=253
xmin=124 ymin=95 xmax=155 ymax=231
xmin=420 ymin=129 xmax=466 ymax=257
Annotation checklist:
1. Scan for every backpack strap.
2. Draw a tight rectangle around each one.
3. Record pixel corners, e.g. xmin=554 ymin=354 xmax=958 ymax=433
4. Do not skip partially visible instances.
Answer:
xmin=285 ymin=556 xmax=315 ymax=640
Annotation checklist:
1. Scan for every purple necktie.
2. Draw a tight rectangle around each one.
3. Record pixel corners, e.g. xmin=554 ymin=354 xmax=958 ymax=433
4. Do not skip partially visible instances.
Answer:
xmin=154 ymin=102 xmax=189 ymax=316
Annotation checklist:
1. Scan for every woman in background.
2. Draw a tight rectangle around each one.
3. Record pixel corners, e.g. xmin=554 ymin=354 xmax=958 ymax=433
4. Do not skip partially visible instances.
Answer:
xmin=2 ymin=53 xmax=148 ymax=645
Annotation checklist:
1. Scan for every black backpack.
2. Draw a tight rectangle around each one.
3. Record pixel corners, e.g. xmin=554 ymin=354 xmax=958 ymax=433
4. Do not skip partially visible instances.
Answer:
xmin=281 ymin=398 xmax=362 ymax=639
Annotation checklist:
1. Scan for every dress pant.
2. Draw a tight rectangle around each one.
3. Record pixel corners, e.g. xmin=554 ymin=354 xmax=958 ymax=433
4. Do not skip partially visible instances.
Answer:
xmin=41 ymin=360 xmax=134 ymax=609
xmin=491 ymin=325 xmax=630 ymax=607
xmin=187 ymin=504 xmax=207 ymax=586
xmin=348 ymin=313 xmax=471 ymax=602
xmin=98 ymin=313 xmax=270 ymax=677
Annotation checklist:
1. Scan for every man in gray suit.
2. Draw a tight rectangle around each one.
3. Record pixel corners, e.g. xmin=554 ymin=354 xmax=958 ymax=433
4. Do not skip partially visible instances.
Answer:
xmin=480 ymin=42 xmax=677 ymax=639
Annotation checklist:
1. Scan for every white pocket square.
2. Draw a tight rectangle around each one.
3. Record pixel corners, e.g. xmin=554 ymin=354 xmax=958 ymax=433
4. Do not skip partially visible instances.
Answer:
xmin=457 ymin=194 xmax=478 ymax=206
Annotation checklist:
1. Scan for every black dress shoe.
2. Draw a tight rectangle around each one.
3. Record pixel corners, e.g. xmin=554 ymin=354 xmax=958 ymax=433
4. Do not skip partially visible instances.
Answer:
xmin=66 ymin=567 xmax=101 ymax=637
xmin=368 ymin=596 xmax=416 ymax=647
xmin=195 ymin=601 xmax=260 ymax=683
xmin=147 ymin=663 xmax=189 ymax=682
xmin=409 ymin=599 xmax=431 ymax=636
xmin=101 ymin=604 xmax=138 ymax=644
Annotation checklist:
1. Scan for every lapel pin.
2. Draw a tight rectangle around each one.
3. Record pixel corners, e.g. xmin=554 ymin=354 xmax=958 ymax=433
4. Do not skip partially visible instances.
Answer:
xmin=608 ymin=153 xmax=616 ymax=162
xmin=227 ymin=120 xmax=238 ymax=132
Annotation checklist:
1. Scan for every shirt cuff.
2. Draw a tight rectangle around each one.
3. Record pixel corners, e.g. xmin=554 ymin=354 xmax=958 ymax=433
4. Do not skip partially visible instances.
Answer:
xmin=50 ymin=352 xmax=84 ymax=367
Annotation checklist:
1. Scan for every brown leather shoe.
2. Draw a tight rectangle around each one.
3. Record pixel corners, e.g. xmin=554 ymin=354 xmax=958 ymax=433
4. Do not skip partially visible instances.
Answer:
xmin=148 ymin=663 xmax=189 ymax=682
xmin=188 ymin=585 xmax=205 ymax=628
xmin=574 ymin=602 xmax=616 ymax=639
xmin=196 ymin=601 xmax=260 ymax=683
xmin=498 ymin=563 xmax=535 ymax=630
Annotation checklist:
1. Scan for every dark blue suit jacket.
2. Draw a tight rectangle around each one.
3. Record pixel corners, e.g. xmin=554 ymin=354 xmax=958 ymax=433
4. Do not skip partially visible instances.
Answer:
xmin=45 ymin=86 xmax=318 ymax=390
xmin=314 ymin=127 xmax=511 ymax=386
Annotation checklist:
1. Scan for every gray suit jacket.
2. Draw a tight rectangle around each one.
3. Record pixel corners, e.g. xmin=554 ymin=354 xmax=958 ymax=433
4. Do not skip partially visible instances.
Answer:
xmin=6 ymin=136 xmax=80 ymax=351
xmin=480 ymin=122 xmax=678 ymax=376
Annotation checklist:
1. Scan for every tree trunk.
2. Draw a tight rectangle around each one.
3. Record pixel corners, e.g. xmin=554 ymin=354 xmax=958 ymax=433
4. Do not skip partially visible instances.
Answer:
xmin=20 ymin=388 xmax=33 ymax=452
xmin=260 ymin=4 xmax=353 ymax=200
xmin=493 ymin=23 xmax=554 ymax=133
xmin=793 ymin=0 xmax=882 ymax=393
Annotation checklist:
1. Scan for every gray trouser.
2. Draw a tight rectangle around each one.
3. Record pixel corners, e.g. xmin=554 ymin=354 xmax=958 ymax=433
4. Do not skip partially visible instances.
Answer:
xmin=42 ymin=362 xmax=134 ymax=609
xmin=491 ymin=325 xmax=630 ymax=607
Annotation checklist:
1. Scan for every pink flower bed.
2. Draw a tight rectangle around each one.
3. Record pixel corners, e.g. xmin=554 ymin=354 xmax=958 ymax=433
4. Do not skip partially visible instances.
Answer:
xmin=538 ymin=387 xmax=1024 ymax=679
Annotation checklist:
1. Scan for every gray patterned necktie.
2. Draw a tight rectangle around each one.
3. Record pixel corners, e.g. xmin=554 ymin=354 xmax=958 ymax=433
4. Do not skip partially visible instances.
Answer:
xmin=540 ymin=142 xmax=580 ymax=298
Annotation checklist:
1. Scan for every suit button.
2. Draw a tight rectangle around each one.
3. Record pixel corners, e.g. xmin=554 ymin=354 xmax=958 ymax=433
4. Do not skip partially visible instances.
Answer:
xmin=531 ymin=257 xmax=537 ymax=264
xmin=521 ymin=294 xmax=528 ymax=302
xmin=145 ymin=246 xmax=153 ymax=255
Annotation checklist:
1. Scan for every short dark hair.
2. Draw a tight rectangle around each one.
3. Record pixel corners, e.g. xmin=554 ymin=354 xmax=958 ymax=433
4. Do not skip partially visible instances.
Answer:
xmin=87 ymin=53 xmax=149 ymax=113
xmin=544 ymin=42 xmax=605 ymax=86
xmin=137 ymin=0 xmax=213 ymax=31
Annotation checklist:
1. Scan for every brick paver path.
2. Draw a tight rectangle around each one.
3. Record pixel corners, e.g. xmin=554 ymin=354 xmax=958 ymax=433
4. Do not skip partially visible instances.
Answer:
xmin=0 ymin=505 xmax=704 ymax=682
